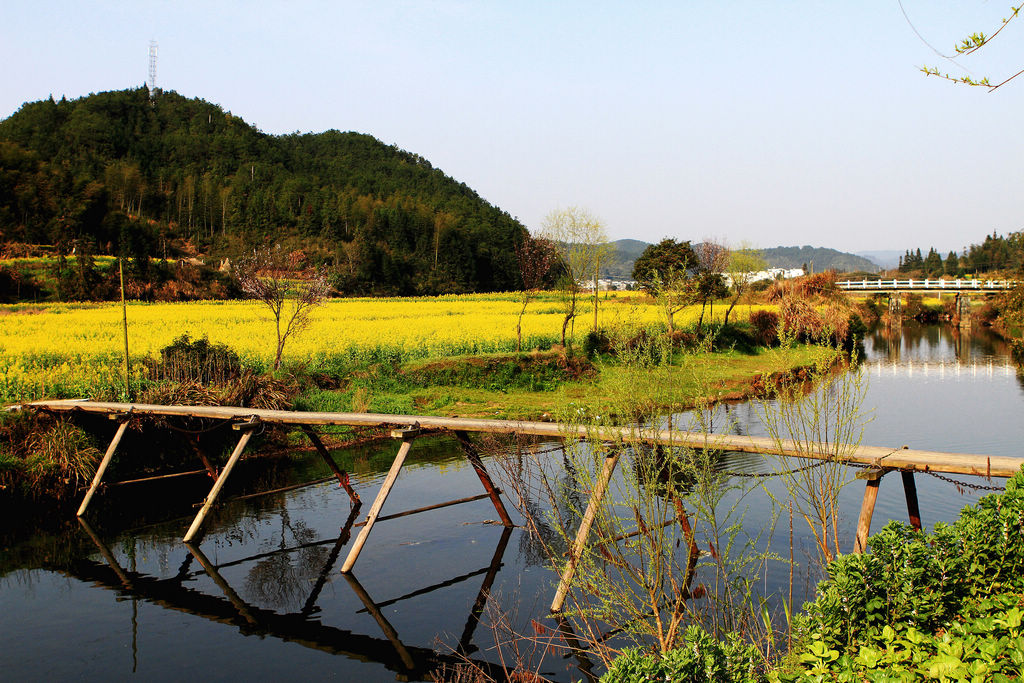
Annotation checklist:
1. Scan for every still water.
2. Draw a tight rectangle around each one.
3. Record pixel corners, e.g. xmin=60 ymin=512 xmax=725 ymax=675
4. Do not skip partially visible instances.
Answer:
xmin=1 ymin=324 xmax=1021 ymax=681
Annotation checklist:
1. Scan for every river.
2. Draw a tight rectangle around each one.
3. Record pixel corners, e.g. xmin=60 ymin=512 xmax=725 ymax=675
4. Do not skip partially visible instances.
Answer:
xmin=1 ymin=323 xmax=1021 ymax=681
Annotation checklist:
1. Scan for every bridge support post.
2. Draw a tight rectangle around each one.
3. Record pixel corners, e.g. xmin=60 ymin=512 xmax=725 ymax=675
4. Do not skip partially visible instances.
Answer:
xmin=77 ymin=417 xmax=132 ymax=517
xmin=955 ymin=294 xmax=972 ymax=328
xmin=454 ymin=430 xmax=514 ymax=528
xmin=901 ymin=470 xmax=922 ymax=531
xmin=551 ymin=448 xmax=621 ymax=613
xmin=301 ymin=425 xmax=360 ymax=504
xmin=887 ymin=293 xmax=902 ymax=325
xmin=853 ymin=467 xmax=886 ymax=554
xmin=183 ymin=416 xmax=260 ymax=543
xmin=340 ymin=425 xmax=420 ymax=573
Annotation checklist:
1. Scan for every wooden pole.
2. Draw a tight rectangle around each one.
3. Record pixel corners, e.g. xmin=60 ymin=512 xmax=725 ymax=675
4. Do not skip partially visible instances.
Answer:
xmin=188 ymin=436 xmax=219 ymax=480
xmin=853 ymin=468 xmax=885 ymax=554
xmin=454 ymin=430 xmax=514 ymax=528
xmin=901 ymin=470 xmax=923 ymax=531
xmin=185 ymin=541 xmax=258 ymax=625
xmin=340 ymin=427 xmax=418 ymax=573
xmin=550 ymin=449 xmax=621 ymax=613
xmin=343 ymin=573 xmax=417 ymax=671
xmin=77 ymin=419 xmax=130 ymax=516
xmin=183 ymin=419 xmax=258 ymax=543
xmin=119 ymin=258 xmax=132 ymax=401
xmin=351 ymin=492 xmax=494 ymax=527
xmin=301 ymin=425 xmax=360 ymax=503
xmin=458 ymin=526 xmax=513 ymax=652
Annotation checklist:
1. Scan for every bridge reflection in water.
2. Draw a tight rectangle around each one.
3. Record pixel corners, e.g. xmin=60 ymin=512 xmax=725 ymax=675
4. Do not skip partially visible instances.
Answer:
xmin=862 ymin=358 xmax=1017 ymax=379
xmin=71 ymin=516 xmax=519 ymax=681
xmin=867 ymin=322 xmax=1019 ymax=371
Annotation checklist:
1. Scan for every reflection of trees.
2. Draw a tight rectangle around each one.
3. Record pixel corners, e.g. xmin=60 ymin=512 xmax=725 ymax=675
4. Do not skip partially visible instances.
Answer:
xmin=243 ymin=508 xmax=325 ymax=610
xmin=485 ymin=437 xmax=579 ymax=566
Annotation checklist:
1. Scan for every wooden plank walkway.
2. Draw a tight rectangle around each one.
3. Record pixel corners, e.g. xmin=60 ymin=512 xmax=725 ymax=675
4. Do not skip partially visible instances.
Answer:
xmin=24 ymin=398 xmax=1023 ymax=613
xmin=27 ymin=399 xmax=1022 ymax=477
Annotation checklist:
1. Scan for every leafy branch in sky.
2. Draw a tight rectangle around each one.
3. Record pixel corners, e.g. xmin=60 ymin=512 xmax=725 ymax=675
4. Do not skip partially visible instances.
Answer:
xmin=916 ymin=3 xmax=1024 ymax=90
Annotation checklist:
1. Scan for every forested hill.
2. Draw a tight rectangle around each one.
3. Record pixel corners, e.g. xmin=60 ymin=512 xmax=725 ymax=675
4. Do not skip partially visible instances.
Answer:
xmin=760 ymin=246 xmax=879 ymax=273
xmin=0 ymin=87 xmax=525 ymax=294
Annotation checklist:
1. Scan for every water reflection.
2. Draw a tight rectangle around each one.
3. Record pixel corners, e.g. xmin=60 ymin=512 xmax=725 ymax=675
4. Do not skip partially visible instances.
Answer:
xmin=866 ymin=321 xmax=1013 ymax=365
xmin=71 ymin=514 xmax=514 ymax=681
xmin=4 ymin=323 xmax=1022 ymax=682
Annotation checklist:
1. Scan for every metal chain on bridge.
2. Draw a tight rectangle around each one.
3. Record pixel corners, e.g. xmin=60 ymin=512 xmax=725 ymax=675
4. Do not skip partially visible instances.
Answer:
xmin=472 ymin=434 xmax=1011 ymax=493
xmin=921 ymin=469 xmax=1005 ymax=492
xmin=161 ymin=417 xmax=235 ymax=435
xmin=718 ymin=458 xmax=832 ymax=479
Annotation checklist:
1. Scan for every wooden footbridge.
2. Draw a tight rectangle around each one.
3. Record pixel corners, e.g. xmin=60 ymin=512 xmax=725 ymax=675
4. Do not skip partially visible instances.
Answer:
xmin=23 ymin=398 xmax=1024 ymax=613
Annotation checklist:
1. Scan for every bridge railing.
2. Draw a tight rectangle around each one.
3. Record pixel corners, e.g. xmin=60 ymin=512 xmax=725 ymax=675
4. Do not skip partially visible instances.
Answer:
xmin=836 ymin=278 xmax=1018 ymax=291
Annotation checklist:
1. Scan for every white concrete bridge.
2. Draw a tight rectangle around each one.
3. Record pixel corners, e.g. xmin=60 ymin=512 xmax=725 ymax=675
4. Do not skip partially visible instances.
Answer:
xmin=837 ymin=278 xmax=1017 ymax=293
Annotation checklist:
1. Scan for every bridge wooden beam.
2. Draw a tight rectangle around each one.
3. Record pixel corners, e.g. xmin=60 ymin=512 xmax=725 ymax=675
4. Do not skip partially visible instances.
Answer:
xmin=29 ymin=400 xmax=1023 ymax=479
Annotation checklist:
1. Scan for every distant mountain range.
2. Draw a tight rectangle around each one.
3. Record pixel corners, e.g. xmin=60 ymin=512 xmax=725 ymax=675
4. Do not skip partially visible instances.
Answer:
xmin=856 ymin=250 xmax=902 ymax=270
xmin=600 ymin=239 xmax=650 ymax=278
xmin=602 ymin=240 xmax=882 ymax=278
xmin=759 ymin=246 xmax=881 ymax=273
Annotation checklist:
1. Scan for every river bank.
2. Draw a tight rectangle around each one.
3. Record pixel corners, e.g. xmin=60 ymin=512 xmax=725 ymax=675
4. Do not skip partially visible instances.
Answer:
xmin=1 ymin=321 xmax=1019 ymax=681
xmin=1 ymin=338 xmax=831 ymax=504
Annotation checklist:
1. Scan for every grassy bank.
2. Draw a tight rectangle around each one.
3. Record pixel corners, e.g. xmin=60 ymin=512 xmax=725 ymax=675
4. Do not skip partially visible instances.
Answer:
xmin=290 ymin=343 xmax=831 ymax=421
xmin=0 ymin=291 xmax=838 ymax=503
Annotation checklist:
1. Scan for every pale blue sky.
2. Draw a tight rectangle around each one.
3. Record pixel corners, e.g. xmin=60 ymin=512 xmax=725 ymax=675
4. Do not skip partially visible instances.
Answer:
xmin=2 ymin=2 xmax=1022 ymax=254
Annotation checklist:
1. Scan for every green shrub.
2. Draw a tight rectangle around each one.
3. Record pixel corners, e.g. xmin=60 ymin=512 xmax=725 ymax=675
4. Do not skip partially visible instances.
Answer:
xmin=147 ymin=334 xmax=243 ymax=384
xmin=711 ymin=322 xmax=758 ymax=353
xmin=778 ymin=465 xmax=1024 ymax=680
xmin=602 ymin=626 xmax=765 ymax=682
xmin=584 ymin=329 xmax=614 ymax=358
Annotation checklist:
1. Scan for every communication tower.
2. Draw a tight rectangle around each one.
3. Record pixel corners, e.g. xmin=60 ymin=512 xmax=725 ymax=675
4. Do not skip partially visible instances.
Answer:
xmin=148 ymin=40 xmax=158 ymax=94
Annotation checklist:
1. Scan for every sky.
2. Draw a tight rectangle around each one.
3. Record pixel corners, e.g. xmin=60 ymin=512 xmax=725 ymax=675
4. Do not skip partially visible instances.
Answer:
xmin=1 ymin=1 xmax=1022 ymax=255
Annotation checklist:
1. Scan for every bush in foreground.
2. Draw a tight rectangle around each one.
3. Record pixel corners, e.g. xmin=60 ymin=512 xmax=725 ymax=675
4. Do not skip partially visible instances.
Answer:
xmin=774 ymin=465 xmax=1024 ymax=681
xmin=601 ymin=626 xmax=765 ymax=683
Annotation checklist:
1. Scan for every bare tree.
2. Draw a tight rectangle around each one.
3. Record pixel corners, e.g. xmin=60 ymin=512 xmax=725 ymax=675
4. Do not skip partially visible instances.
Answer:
xmin=723 ymin=241 xmax=767 ymax=325
xmin=693 ymin=240 xmax=730 ymax=332
xmin=514 ymin=234 xmax=559 ymax=352
xmin=540 ymin=207 xmax=608 ymax=347
xmin=234 ymin=245 xmax=331 ymax=370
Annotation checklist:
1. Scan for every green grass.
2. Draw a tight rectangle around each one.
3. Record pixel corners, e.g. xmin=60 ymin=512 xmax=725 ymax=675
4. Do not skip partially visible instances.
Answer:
xmin=292 ymin=344 xmax=830 ymax=421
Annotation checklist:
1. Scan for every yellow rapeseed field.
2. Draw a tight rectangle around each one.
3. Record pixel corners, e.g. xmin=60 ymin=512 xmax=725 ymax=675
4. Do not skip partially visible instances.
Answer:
xmin=0 ymin=292 xmax=769 ymax=402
